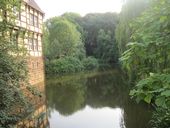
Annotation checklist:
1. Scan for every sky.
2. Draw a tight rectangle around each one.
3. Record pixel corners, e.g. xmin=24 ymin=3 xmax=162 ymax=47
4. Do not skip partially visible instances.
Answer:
xmin=35 ymin=0 xmax=123 ymax=19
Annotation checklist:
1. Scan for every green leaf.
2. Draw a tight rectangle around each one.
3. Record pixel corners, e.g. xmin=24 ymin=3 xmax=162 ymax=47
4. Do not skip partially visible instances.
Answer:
xmin=136 ymin=78 xmax=150 ymax=87
xmin=155 ymin=96 xmax=166 ymax=107
xmin=160 ymin=16 xmax=167 ymax=23
xmin=144 ymin=94 xmax=153 ymax=104
xmin=129 ymin=90 xmax=136 ymax=96
xmin=166 ymin=101 xmax=170 ymax=107
xmin=161 ymin=90 xmax=170 ymax=97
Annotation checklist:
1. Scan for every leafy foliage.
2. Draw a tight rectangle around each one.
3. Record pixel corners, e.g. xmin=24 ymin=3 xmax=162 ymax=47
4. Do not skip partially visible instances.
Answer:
xmin=44 ymin=17 xmax=85 ymax=60
xmin=81 ymin=13 xmax=118 ymax=58
xmin=130 ymin=73 xmax=170 ymax=108
xmin=115 ymin=0 xmax=148 ymax=54
xmin=120 ymin=0 xmax=170 ymax=75
xmin=95 ymin=29 xmax=118 ymax=63
xmin=46 ymin=56 xmax=99 ymax=74
xmin=119 ymin=0 xmax=170 ymax=127
xmin=121 ymin=0 xmax=170 ymax=99
xmin=62 ymin=13 xmax=119 ymax=63
xmin=0 ymin=0 xmax=44 ymax=127
xmin=82 ymin=57 xmax=99 ymax=70
xmin=46 ymin=57 xmax=84 ymax=74
xmin=0 ymin=0 xmax=33 ymax=127
xmin=43 ymin=13 xmax=119 ymax=75
xmin=150 ymin=108 xmax=170 ymax=128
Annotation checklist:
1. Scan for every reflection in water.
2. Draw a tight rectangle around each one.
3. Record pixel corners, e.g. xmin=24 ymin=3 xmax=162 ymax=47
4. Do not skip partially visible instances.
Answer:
xmin=46 ymin=69 xmax=152 ymax=128
xmin=16 ymin=104 xmax=49 ymax=128
xmin=120 ymin=109 xmax=126 ymax=128
xmin=15 ymin=82 xmax=49 ymax=128
xmin=46 ymin=79 xmax=86 ymax=116
xmin=49 ymin=106 xmax=124 ymax=128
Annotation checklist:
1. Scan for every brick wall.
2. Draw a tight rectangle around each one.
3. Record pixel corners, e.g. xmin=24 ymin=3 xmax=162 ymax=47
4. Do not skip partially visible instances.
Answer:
xmin=27 ymin=56 xmax=45 ymax=86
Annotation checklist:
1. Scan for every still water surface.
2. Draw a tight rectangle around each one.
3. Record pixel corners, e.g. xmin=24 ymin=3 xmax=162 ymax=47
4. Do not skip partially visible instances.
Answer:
xmin=46 ymin=69 xmax=152 ymax=128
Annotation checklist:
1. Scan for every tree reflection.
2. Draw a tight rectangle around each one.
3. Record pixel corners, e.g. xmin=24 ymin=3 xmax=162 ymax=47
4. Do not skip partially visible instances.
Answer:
xmin=46 ymin=69 xmax=152 ymax=128
xmin=46 ymin=79 xmax=87 ymax=116
xmin=86 ymin=69 xmax=128 ymax=108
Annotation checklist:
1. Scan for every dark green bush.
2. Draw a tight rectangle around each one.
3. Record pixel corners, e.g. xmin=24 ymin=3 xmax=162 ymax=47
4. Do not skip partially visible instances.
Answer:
xmin=150 ymin=108 xmax=170 ymax=128
xmin=82 ymin=57 xmax=99 ymax=70
xmin=46 ymin=56 xmax=99 ymax=74
xmin=46 ymin=56 xmax=84 ymax=74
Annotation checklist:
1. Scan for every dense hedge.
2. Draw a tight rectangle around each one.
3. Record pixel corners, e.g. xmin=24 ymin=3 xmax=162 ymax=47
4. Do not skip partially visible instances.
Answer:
xmin=82 ymin=57 xmax=99 ymax=70
xmin=46 ymin=56 xmax=99 ymax=74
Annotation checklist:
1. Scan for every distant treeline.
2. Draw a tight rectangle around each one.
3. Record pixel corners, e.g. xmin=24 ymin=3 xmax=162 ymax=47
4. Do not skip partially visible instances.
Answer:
xmin=43 ymin=12 xmax=119 ymax=74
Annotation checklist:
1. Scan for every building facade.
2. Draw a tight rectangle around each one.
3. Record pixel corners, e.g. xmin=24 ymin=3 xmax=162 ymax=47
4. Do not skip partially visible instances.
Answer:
xmin=15 ymin=1 xmax=49 ymax=127
xmin=15 ymin=0 xmax=45 ymax=87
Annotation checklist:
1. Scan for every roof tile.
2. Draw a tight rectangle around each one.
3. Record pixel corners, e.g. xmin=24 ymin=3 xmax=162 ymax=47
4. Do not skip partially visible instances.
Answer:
xmin=25 ymin=0 xmax=44 ymax=14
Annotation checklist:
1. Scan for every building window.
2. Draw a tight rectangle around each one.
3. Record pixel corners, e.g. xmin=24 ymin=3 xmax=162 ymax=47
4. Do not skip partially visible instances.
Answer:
xmin=28 ymin=37 xmax=34 ymax=51
xmin=34 ymin=38 xmax=38 ymax=51
xmin=34 ymin=16 xmax=38 ymax=27
xmin=32 ymin=62 xmax=39 ymax=69
xmin=30 ymin=13 xmax=34 ymax=26
xmin=29 ymin=12 xmax=39 ymax=27
xmin=28 ymin=34 xmax=39 ymax=51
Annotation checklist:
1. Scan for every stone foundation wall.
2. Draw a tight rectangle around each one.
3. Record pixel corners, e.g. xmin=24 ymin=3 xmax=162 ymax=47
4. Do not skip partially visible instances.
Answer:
xmin=16 ymin=104 xmax=49 ymax=128
xmin=27 ymin=56 xmax=45 ymax=86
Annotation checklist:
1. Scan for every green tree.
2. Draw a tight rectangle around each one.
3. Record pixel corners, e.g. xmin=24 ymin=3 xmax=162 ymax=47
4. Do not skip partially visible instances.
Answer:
xmin=120 ymin=0 xmax=170 ymax=127
xmin=61 ymin=12 xmax=86 ymax=47
xmin=81 ymin=13 xmax=118 ymax=57
xmin=42 ymin=24 xmax=50 ymax=58
xmin=61 ymin=12 xmax=81 ymax=23
xmin=62 ymin=12 xmax=119 ymax=63
xmin=44 ymin=17 xmax=85 ymax=60
xmin=115 ymin=0 xmax=148 ymax=55
xmin=95 ymin=29 xmax=118 ymax=63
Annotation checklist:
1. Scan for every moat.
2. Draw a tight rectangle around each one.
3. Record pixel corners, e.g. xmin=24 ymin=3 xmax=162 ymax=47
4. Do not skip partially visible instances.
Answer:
xmin=45 ymin=69 xmax=152 ymax=128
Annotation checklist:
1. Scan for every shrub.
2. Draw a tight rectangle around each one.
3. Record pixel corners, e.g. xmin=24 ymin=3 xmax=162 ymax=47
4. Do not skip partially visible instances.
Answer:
xmin=130 ymin=73 xmax=170 ymax=108
xmin=150 ymin=108 xmax=170 ymax=128
xmin=82 ymin=57 xmax=99 ymax=70
xmin=46 ymin=56 xmax=84 ymax=74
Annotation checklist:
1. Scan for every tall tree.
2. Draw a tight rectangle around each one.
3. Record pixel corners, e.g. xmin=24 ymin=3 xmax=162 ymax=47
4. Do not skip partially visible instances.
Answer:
xmin=44 ymin=17 xmax=85 ymax=60
xmin=61 ymin=12 xmax=86 ymax=43
xmin=115 ymin=0 xmax=149 ymax=55
xmin=120 ymin=0 xmax=170 ymax=120
xmin=81 ymin=13 xmax=118 ymax=57
xmin=95 ymin=29 xmax=118 ymax=62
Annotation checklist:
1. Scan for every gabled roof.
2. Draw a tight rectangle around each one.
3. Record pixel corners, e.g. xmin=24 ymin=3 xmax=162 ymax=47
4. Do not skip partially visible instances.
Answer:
xmin=24 ymin=0 xmax=44 ymax=14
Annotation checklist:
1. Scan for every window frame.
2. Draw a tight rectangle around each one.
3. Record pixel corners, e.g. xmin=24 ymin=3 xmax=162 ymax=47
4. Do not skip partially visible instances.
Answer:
xmin=29 ymin=8 xmax=39 ymax=27
xmin=34 ymin=15 xmax=38 ymax=27
xmin=28 ymin=36 xmax=34 ymax=51
xmin=29 ymin=13 xmax=34 ymax=26
xmin=28 ymin=34 xmax=39 ymax=52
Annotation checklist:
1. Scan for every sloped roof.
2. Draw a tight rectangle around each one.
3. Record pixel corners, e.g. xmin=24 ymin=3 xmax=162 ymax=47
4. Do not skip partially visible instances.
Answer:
xmin=25 ymin=0 xmax=44 ymax=14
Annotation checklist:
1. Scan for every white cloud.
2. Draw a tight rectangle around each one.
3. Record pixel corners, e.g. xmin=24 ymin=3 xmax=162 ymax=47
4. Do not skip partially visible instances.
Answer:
xmin=35 ymin=0 xmax=123 ymax=19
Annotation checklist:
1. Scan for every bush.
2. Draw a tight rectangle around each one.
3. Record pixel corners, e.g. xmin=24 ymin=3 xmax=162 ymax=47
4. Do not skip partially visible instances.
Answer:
xmin=46 ymin=56 xmax=99 ymax=75
xmin=150 ymin=108 xmax=170 ymax=128
xmin=46 ymin=56 xmax=84 ymax=74
xmin=130 ymin=73 xmax=170 ymax=108
xmin=82 ymin=57 xmax=99 ymax=70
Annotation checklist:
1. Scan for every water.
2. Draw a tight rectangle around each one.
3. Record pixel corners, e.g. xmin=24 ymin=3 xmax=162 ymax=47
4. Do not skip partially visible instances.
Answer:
xmin=46 ymin=69 xmax=152 ymax=128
